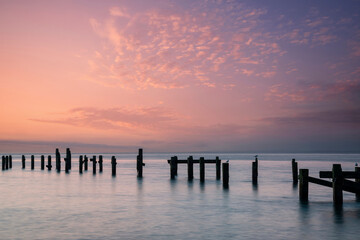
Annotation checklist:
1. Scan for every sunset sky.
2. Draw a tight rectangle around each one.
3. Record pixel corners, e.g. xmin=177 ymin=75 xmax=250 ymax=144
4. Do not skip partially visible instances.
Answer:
xmin=0 ymin=0 xmax=359 ymax=153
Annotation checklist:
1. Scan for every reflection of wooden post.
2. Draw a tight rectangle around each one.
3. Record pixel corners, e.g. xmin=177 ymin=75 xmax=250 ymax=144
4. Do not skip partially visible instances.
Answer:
xmin=111 ymin=156 xmax=117 ymax=176
xmin=46 ymin=155 xmax=52 ymax=170
xmin=56 ymin=148 xmax=61 ymax=172
xmin=222 ymin=162 xmax=229 ymax=188
xmin=9 ymin=155 xmax=12 ymax=169
xmin=299 ymin=169 xmax=309 ymax=202
xmin=79 ymin=155 xmax=83 ymax=174
xmin=84 ymin=155 xmax=88 ymax=171
xmin=216 ymin=156 xmax=221 ymax=180
xmin=332 ymin=164 xmax=343 ymax=205
xmin=356 ymin=167 xmax=360 ymax=201
xmin=31 ymin=155 xmax=35 ymax=170
xmin=22 ymin=155 xmax=26 ymax=169
xmin=170 ymin=156 xmax=176 ymax=179
xmin=292 ymin=159 xmax=298 ymax=183
xmin=41 ymin=155 xmax=45 ymax=170
xmin=90 ymin=156 xmax=97 ymax=174
xmin=187 ymin=156 xmax=193 ymax=180
xmin=252 ymin=157 xmax=258 ymax=184
xmin=99 ymin=155 xmax=103 ymax=173
xmin=200 ymin=157 xmax=205 ymax=182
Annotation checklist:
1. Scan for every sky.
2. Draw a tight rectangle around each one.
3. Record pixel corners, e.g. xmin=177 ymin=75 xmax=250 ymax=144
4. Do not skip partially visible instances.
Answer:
xmin=0 ymin=0 xmax=359 ymax=153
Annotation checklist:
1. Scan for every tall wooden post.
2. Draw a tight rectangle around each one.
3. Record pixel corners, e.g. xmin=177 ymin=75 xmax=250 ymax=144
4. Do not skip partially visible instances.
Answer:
xmin=90 ymin=156 xmax=97 ymax=174
xmin=252 ymin=157 xmax=258 ymax=184
xmin=292 ymin=159 xmax=298 ymax=183
xmin=79 ymin=155 xmax=83 ymax=174
xmin=111 ymin=156 xmax=117 ymax=176
xmin=56 ymin=148 xmax=61 ymax=172
xmin=31 ymin=155 xmax=35 ymax=170
xmin=41 ymin=155 xmax=45 ymax=170
xmin=64 ymin=156 xmax=69 ymax=173
xmin=170 ymin=156 xmax=177 ymax=179
xmin=137 ymin=148 xmax=145 ymax=177
xmin=222 ymin=162 xmax=229 ymax=188
xmin=299 ymin=169 xmax=309 ymax=202
xmin=355 ymin=167 xmax=360 ymax=201
xmin=46 ymin=155 xmax=52 ymax=170
xmin=1 ymin=156 xmax=4 ymax=170
xmin=200 ymin=157 xmax=205 ymax=182
xmin=22 ymin=155 xmax=25 ymax=169
xmin=9 ymin=155 xmax=12 ymax=169
xmin=332 ymin=164 xmax=343 ymax=205
xmin=84 ymin=155 xmax=88 ymax=171
xmin=187 ymin=156 xmax=193 ymax=180
xmin=99 ymin=155 xmax=103 ymax=173
xmin=5 ymin=156 xmax=9 ymax=170
xmin=216 ymin=156 xmax=221 ymax=180
xmin=66 ymin=148 xmax=71 ymax=170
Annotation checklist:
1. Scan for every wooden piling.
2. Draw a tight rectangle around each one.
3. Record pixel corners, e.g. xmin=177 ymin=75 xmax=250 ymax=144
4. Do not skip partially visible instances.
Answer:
xmin=56 ymin=148 xmax=61 ymax=172
xmin=84 ymin=155 xmax=88 ymax=171
xmin=22 ymin=155 xmax=25 ymax=169
xmin=31 ymin=155 xmax=35 ymax=170
xmin=99 ymin=155 xmax=103 ymax=173
xmin=79 ymin=155 xmax=83 ymax=174
xmin=299 ymin=169 xmax=309 ymax=202
xmin=90 ymin=156 xmax=97 ymax=174
xmin=137 ymin=148 xmax=145 ymax=177
xmin=170 ymin=156 xmax=177 ymax=179
xmin=356 ymin=167 xmax=360 ymax=201
xmin=2 ymin=156 xmax=4 ymax=170
xmin=64 ymin=156 xmax=69 ymax=173
xmin=216 ymin=156 xmax=221 ymax=180
xmin=332 ymin=164 xmax=343 ymax=205
xmin=187 ymin=156 xmax=194 ymax=180
xmin=5 ymin=155 xmax=9 ymax=169
xmin=9 ymin=155 xmax=12 ymax=169
xmin=111 ymin=156 xmax=117 ymax=176
xmin=222 ymin=162 xmax=229 ymax=188
xmin=292 ymin=159 xmax=298 ymax=183
xmin=200 ymin=157 xmax=205 ymax=182
xmin=66 ymin=148 xmax=71 ymax=170
xmin=252 ymin=157 xmax=258 ymax=184
xmin=41 ymin=155 xmax=45 ymax=170
xmin=46 ymin=155 xmax=52 ymax=170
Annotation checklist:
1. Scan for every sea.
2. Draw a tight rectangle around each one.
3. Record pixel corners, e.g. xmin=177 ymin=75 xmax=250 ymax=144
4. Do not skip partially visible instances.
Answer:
xmin=1 ymin=153 xmax=360 ymax=240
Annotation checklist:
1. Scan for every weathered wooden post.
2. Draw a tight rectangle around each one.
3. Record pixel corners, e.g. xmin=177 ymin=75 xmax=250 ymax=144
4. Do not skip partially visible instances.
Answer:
xmin=90 ymin=156 xmax=97 ymax=174
xmin=356 ymin=166 xmax=360 ymax=201
xmin=222 ymin=162 xmax=229 ymax=188
xmin=5 ymin=155 xmax=9 ymax=169
xmin=299 ymin=169 xmax=309 ymax=202
xmin=252 ymin=157 xmax=258 ymax=184
xmin=187 ymin=156 xmax=194 ymax=180
xmin=31 ymin=155 xmax=35 ymax=170
xmin=9 ymin=155 xmax=12 ymax=169
xmin=170 ymin=156 xmax=177 ymax=179
xmin=216 ymin=156 xmax=221 ymax=180
xmin=46 ymin=155 xmax=52 ymax=170
xmin=137 ymin=148 xmax=145 ymax=177
xmin=79 ymin=155 xmax=83 ymax=174
xmin=84 ymin=155 xmax=88 ymax=171
xmin=292 ymin=158 xmax=298 ymax=184
xmin=200 ymin=157 xmax=205 ymax=182
xmin=1 ymin=156 xmax=4 ymax=170
xmin=99 ymin=155 xmax=103 ymax=173
xmin=111 ymin=156 xmax=117 ymax=176
xmin=64 ymin=156 xmax=69 ymax=173
xmin=22 ymin=155 xmax=25 ymax=169
xmin=41 ymin=155 xmax=45 ymax=170
xmin=66 ymin=148 xmax=71 ymax=170
xmin=332 ymin=164 xmax=343 ymax=205
xmin=56 ymin=148 xmax=61 ymax=172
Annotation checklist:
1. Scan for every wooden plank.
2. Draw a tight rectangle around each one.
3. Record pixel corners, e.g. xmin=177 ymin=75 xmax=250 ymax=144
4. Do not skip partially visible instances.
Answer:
xmin=320 ymin=171 xmax=360 ymax=179
xmin=308 ymin=176 xmax=332 ymax=188
xmin=343 ymin=179 xmax=360 ymax=194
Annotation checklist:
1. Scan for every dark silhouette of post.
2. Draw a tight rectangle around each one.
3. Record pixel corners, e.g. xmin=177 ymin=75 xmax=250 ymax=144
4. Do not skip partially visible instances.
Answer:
xmin=222 ymin=162 xmax=229 ymax=188
xmin=46 ymin=155 xmax=52 ymax=170
xmin=9 ymin=155 xmax=12 ymax=169
xmin=216 ymin=156 xmax=221 ymax=180
xmin=41 ymin=155 xmax=45 ymax=170
xmin=292 ymin=159 xmax=298 ymax=184
xmin=31 ymin=155 xmax=35 ymax=170
xmin=84 ymin=155 xmax=88 ymax=171
xmin=56 ymin=148 xmax=61 ymax=172
xmin=356 ymin=167 xmax=360 ymax=201
xmin=332 ymin=164 xmax=343 ymax=205
xmin=299 ymin=169 xmax=309 ymax=202
xmin=137 ymin=148 xmax=145 ymax=177
xmin=90 ymin=156 xmax=97 ymax=174
xmin=22 ymin=155 xmax=25 ymax=169
xmin=1 ymin=156 xmax=4 ymax=170
xmin=200 ymin=157 xmax=205 ymax=182
xmin=64 ymin=156 xmax=69 ymax=173
xmin=99 ymin=155 xmax=103 ymax=173
xmin=170 ymin=156 xmax=177 ymax=179
xmin=252 ymin=157 xmax=258 ymax=184
xmin=187 ymin=156 xmax=194 ymax=180
xmin=66 ymin=148 xmax=71 ymax=170
xmin=5 ymin=156 xmax=9 ymax=170
xmin=79 ymin=155 xmax=83 ymax=174
xmin=111 ymin=156 xmax=117 ymax=176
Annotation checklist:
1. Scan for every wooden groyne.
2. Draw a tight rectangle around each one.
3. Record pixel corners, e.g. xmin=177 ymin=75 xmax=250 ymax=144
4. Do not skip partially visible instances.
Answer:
xmin=2 ymin=155 xmax=12 ymax=171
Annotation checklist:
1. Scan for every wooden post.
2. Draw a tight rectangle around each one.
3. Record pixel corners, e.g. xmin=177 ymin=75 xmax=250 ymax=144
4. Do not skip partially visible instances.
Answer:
xmin=252 ymin=160 xmax=258 ymax=184
xmin=332 ymin=164 xmax=343 ymax=205
xmin=79 ymin=155 xmax=83 ymax=174
xmin=66 ymin=148 xmax=71 ymax=170
xmin=299 ymin=169 xmax=309 ymax=202
xmin=200 ymin=157 xmax=205 ymax=182
xmin=90 ymin=156 xmax=97 ymax=174
xmin=1 ymin=156 xmax=4 ymax=170
xmin=22 ymin=155 xmax=25 ymax=169
xmin=137 ymin=148 xmax=145 ymax=177
xmin=41 ymin=155 xmax=45 ymax=170
xmin=5 ymin=156 xmax=9 ymax=170
xmin=99 ymin=155 xmax=103 ymax=173
xmin=292 ymin=158 xmax=298 ymax=183
xmin=216 ymin=156 xmax=221 ymax=180
xmin=84 ymin=155 xmax=88 ymax=171
xmin=222 ymin=162 xmax=229 ymax=188
xmin=56 ymin=148 xmax=61 ymax=172
xmin=187 ymin=156 xmax=193 ymax=180
xmin=46 ymin=155 xmax=52 ymax=170
xmin=111 ymin=156 xmax=117 ymax=176
xmin=64 ymin=156 xmax=69 ymax=173
xmin=31 ymin=155 xmax=35 ymax=170
xmin=9 ymin=155 xmax=12 ymax=169
xmin=170 ymin=156 xmax=176 ymax=179
xmin=355 ymin=167 xmax=360 ymax=201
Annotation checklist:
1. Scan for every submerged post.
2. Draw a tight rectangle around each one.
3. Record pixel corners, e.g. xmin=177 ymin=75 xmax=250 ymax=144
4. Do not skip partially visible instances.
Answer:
xmin=41 ymin=155 xmax=45 ymax=170
xmin=64 ymin=156 xmax=69 ymax=173
xmin=9 ymin=155 xmax=12 ymax=169
xmin=356 ymin=167 xmax=360 ymax=201
xmin=1 ymin=156 xmax=4 ymax=170
xmin=137 ymin=148 xmax=145 ymax=177
xmin=299 ymin=169 xmax=309 ymax=202
xmin=22 ymin=155 xmax=25 ymax=169
xmin=90 ymin=156 xmax=97 ymax=174
xmin=79 ymin=155 xmax=83 ymax=174
xmin=292 ymin=159 xmax=298 ymax=184
xmin=170 ymin=156 xmax=177 ymax=179
xmin=84 ymin=155 xmax=88 ymax=171
xmin=332 ymin=164 xmax=343 ymax=205
xmin=66 ymin=148 xmax=71 ymax=170
xmin=216 ymin=156 xmax=221 ymax=180
xmin=46 ymin=155 xmax=52 ymax=170
xmin=200 ymin=157 xmax=205 ymax=182
xmin=222 ymin=162 xmax=229 ymax=188
xmin=111 ymin=156 xmax=117 ymax=176
xmin=99 ymin=155 xmax=103 ymax=173
xmin=252 ymin=157 xmax=258 ymax=184
xmin=56 ymin=148 xmax=61 ymax=172
xmin=5 ymin=156 xmax=9 ymax=170
xmin=31 ymin=155 xmax=35 ymax=170
xmin=187 ymin=156 xmax=194 ymax=181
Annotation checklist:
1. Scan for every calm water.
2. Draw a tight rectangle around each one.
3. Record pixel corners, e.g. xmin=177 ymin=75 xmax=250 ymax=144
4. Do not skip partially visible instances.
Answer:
xmin=1 ymin=153 xmax=360 ymax=240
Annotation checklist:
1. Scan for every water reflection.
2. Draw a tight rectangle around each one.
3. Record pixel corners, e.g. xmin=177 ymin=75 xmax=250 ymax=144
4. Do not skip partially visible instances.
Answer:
xmin=333 ymin=204 xmax=344 ymax=224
